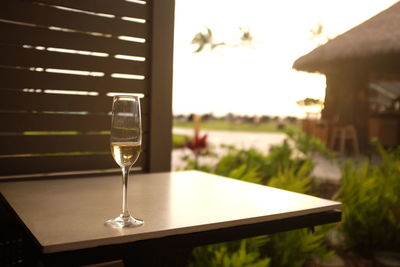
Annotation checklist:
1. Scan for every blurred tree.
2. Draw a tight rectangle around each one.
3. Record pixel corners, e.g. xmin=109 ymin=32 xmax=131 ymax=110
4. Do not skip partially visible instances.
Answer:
xmin=296 ymin=98 xmax=323 ymax=107
xmin=192 ymin=26 xmax=255 ymax=53
xmin=309 ymin=22 xmax=330 ymax=45
xmin=239 ymin=27 xmax=253 ymax=44
xmin=296 ymin=97 xmax=324 ymax=117
xmin=191 ymin=27 xmax=225 ymax=53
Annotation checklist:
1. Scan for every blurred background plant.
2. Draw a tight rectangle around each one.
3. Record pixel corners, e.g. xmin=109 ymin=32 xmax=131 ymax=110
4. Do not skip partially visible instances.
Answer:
xmin=185 ymin=130 xmax=336 ymax=266
xmin=285 ymin=129 xmax=335 ymax=159
xmin=335 ymin=140 xmax=400 ymax=255
xmin=190 ymin=236 xmax=271 ymax=267
xmin=184 ymin=132 xmax=208 ymax=169
xmin=296 ymin=97 xmax=324 ymax=119
xmin=173 ymin=134 xmax=187 ymax=149
xmin=179 ymin=130 xmax=400 ymax=266
xmin=191 ymin=26 xmax=255 ymax=53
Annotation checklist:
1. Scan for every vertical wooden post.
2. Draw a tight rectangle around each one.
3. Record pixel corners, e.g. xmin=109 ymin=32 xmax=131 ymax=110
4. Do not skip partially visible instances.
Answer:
xmin=322 ymin=69 xmax=370 ymax=150
xmin=148 ymin=0 xmax=175 ymax=172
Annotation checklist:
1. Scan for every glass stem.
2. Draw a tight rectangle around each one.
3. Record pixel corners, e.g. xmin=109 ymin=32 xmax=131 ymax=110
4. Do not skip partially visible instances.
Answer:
xmin=121 ymin=166 xmax=130 ymax=218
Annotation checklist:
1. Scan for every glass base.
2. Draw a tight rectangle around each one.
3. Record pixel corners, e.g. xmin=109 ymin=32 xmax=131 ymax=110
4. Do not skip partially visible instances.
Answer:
xmin=105 ymin=215 xmax=144 ymax=228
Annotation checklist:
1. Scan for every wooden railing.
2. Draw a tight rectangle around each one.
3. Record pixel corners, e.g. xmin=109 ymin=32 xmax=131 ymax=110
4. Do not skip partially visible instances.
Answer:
xmin=0 ymin=0 xmax=174 ymax=178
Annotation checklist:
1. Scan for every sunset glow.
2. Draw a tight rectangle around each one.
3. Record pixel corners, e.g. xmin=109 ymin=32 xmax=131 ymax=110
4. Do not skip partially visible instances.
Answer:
xmin=173 ymin=0 xmax=399 ymax=117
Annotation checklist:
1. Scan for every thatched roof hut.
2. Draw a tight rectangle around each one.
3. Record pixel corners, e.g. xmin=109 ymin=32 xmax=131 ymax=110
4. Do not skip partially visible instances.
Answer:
xmin=293 ymin=2 xmax=400 ymax=151
xmin=293 ymin=2 xmax=400 ymax=73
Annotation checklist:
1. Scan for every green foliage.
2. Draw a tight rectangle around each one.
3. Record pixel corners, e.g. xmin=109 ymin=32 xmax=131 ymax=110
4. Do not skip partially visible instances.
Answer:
xmin=180 ymin=154 xmax=214 ymax=173
xmin=190 ymin=237 xmax=271 ymax=267
xmin=224 ymin=164 xmax=263 ymax=185
xmin=213 ymin=147 xmax=269 ymax=184
xmin=335 ymin=141 xmax=400 ymax=252
xmin=172 ymin=134 xmax=187 ymax=149
xmin=213 ymin=140 xmax=313 ymax=186
xmin=285 ymin=129 xmax=335 ymax=158
xmin=267 ymin=159 xmax=313 ymax=194
xmin=265 ymin=228 xmax=333 ymax=267
xmin=265 ymin=170 xmax=333 ymax=266
xmin=296 ymin=98 xmax=323 ymax=107
xmin=185 ymin=132 xmax=334 ymax=266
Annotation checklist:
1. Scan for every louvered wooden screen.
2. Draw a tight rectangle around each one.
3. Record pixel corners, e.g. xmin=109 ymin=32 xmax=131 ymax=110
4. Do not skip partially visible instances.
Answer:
xmin=0 ymin=0 xmax=174 ymax=178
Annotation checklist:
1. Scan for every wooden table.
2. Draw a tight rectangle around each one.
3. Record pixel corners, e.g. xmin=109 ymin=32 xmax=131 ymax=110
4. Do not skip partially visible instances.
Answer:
xmin=0 ymin=170 xmax=342 ymax=266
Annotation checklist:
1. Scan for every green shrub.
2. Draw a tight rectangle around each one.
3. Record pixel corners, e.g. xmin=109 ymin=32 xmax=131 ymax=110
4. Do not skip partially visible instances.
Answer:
xmin=267 ymin=159 xmax=313 ymax=194
xmin=185 ymin=131 xmax=335 ymax=266
xmin=213 ymin=140 xmax=312 ymax=186
xmin=285 ymin=129 xmax=335 ymax=158
xmin=172 ymin=134 xmax=188 ymax=148
xmin=264 ymin=228 xmax=333 ymax=267
xmin=190 ymin=237 xmax=271 ymax=267
xmin=335 ymin=141 xmax=400 ymax=253
xmin=213 ymin=146 xmax=268 ymax=182
xmin=265 ymin=165 xmax=333 ymax=267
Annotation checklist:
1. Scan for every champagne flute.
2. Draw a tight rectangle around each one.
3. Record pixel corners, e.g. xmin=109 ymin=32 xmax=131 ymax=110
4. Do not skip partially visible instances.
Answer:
xmin=105 ymin=95 xmax=144 ymax=228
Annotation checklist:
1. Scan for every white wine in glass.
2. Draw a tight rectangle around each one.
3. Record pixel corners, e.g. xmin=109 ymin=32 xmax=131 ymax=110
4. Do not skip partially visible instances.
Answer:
xmin=105 ymin=95 xmax=144 ymax=228
xmin=111 ymin=141 xmax=141 ymax=168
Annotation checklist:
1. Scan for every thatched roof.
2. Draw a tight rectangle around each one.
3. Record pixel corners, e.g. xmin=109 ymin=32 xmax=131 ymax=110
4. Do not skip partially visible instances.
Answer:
xmin=293 ymin=2 xmax=400 ymax=73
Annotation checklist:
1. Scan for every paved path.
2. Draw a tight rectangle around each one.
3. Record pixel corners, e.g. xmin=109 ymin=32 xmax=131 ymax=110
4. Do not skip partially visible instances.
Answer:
xmin=172 ymin=128 xmax=341 ymax=182
xmin=173 ymin=128 xmax=286 ymax=151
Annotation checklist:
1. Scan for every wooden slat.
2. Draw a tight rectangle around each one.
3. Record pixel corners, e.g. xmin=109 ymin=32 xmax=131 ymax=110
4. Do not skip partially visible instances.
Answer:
xmin=0 ymin=153 xmax=146 ymax=176
xmin=36 ymin=0 xmax=150 ymax=19
xmin=0 ymin=45 xmax=149 ymax=76
xmin=0 ymin=134 xmax=149 ymax=155
xmin=0 ymin=22 xmax=149 ymax=57
xmin=0 ymin=1 xmax=149 ymax=39
xmin=0 ymin=113 xmax=149 ymax=132
xmin=0 ymin=68 xmax=148 ymax=94
xmin=0 ymin=113 xmax=109 ymax=132
xmin=0 ymin=91 xmax=150 ymax=113
xmin=0 ymin=134 xmax=108 ymax=155
xmin=0 ymin=0 xmax=155 ymax=178
xmin=0 ymin=92 xmax=111 ymax=112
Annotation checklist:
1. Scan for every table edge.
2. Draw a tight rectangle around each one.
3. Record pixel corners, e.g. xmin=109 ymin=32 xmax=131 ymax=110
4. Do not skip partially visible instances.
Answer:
xmin=42 ymin=203 xmax=342 ymax=253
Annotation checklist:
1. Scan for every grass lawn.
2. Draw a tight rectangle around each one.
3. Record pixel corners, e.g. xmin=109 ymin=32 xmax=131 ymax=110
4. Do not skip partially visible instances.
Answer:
xmin=173 ymin=120 xmax=299 ymax=133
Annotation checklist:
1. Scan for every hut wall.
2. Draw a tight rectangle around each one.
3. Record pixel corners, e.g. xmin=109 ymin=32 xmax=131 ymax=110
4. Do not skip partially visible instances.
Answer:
xmin=322 ymin=70 xmax=370 ymax=150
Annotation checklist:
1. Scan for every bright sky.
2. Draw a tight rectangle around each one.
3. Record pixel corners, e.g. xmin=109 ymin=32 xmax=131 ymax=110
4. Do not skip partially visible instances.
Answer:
xmin=172 ymin=0 xmax=399 ymax=117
